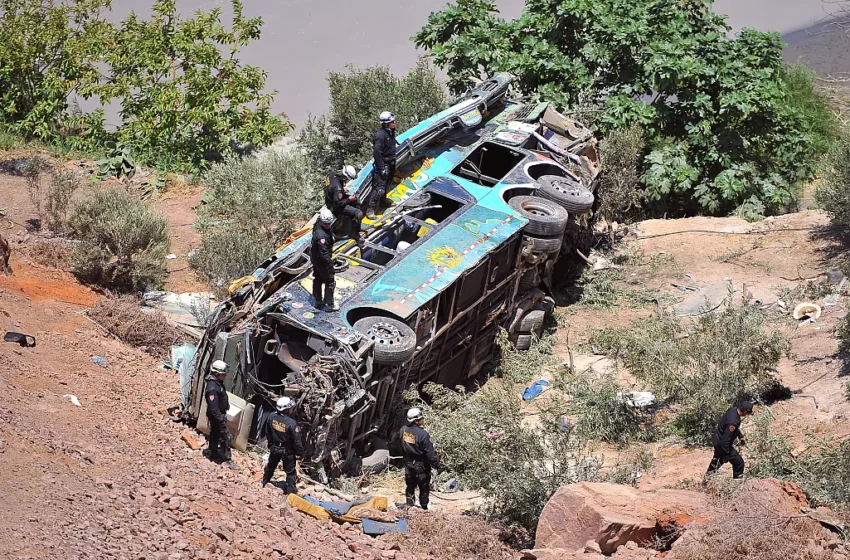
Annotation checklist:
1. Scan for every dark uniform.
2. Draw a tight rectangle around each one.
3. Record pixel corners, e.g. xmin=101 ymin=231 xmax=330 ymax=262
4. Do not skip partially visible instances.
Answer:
xmin=310 ymin=221 xmax=335 ymax=308
xmin=204 ymin=376 xmax=231 ymax=462
xmin=325 ymin=172 xmax=363 ymax=242
xmin=400 ymin=423 xmax=438 ymax=509
xmin=369 ymin=126 xmax=398 ymax=213
xmin=706 ymin=406 xmax=745 ymax=478
xmin=262 ymin=411 xmax=305 ymax=494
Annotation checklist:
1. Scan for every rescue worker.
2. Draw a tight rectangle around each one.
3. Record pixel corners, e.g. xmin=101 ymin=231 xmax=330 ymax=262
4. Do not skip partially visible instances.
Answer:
xmin=400 ymin=407 xmax=439 ymax=510
xmin=262 ymin=397 xmax=305 ymax=494
xmin=325 ymin=164 xmax=365 ymax=248
xmin=204 ymin=360 xmax=233 ymax=465
xmin=706 ymin=400 xmax=754 ymax=479
xmin=310 ymin=207 xmax=337 ymax=311
xmin=367 ymin=111 xmax=399 ymax=219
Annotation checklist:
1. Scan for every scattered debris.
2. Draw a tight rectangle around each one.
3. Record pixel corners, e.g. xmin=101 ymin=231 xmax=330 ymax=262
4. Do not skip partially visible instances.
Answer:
xmin=165 ymin=253 xmax=177 ymax=259
xmin=3 ymin=331 xmax=36 ymax=347
xmin=90 ymin=355 xmax=108 ymax=367
xmin=63 ymin=394 xmax=82 ymax=407
xmin=792 ymin=302 xmax=822 ymax=321
xmin=617 ymin=391 xmax=657 ymax=408
xmin=181 ymin=429 xmax=203 ymax=450
xmin=443 ymin=478 xmax=460 ymax=493
xmin=522 ymin=379 xmax=551 ymax=401
xmin=362 ymin=518 xmax=408 ymax=536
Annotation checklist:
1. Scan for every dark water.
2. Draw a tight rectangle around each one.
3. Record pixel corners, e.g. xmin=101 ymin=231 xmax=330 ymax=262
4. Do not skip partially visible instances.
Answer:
xmin=96 ymin=0 xmax=847 ymax=127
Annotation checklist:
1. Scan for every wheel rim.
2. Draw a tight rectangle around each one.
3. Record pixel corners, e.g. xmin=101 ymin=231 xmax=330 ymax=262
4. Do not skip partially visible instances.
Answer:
xmin=520 ymin=200 xmax=554 ymax=217
xmin=548 ymin=177 xmax=583 ymax=197
xmin=368 ymin=321 xmax=404 ymax=346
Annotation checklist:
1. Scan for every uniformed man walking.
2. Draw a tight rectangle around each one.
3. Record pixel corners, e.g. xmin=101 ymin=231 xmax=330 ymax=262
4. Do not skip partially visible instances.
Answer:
xmin=400 ymin=408 xmax=439 ymax=510
xmin=204 ymin=360 xmax=234 ymax=465
xmin=367 ymin=111 xmax=399 ymax=219
xmin=325 ymin=164 xmax=365 ymax=248
xmin=311 ymin=207 xmax=337 ymax=311
xmin=706 ymin=401 xmax=754 ymax=479
xmin=262 ymin=397 xmax=305 ymax=494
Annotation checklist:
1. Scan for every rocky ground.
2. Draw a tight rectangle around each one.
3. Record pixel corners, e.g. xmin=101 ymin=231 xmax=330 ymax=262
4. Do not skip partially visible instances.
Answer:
xmin=2 ymin=155 xmax=850 ymax=559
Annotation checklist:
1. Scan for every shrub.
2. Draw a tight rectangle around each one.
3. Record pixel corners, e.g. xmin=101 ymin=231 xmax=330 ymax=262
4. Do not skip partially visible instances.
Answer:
xmin=299 ymin=60 xmax=448 ymax=171
xmin=748 ymin=412 xmax=850 ymax=508
xmin=409 ymin=381 xmax=602 ymax=531
xmin=591 ymin=303 xmax=790 ymax=444
xmin=192 ymin=151 xmax=320 ymax=288
xmin=815 ymin=126 xmax=850 ymax=228
xmin=495 ymin=328 xmax=554 ymax=384
xmin=88 ymin=295 xmax=185 ymax=359
xmin=597 ymin=124 xmax=646 ymax=242
xmin=554 ymin=367 xmax=652 ymax=445
xmin=23 ymin=157 xmax=82 ymax=233
xmin=68 ymin=189 xmax=170 ymax=292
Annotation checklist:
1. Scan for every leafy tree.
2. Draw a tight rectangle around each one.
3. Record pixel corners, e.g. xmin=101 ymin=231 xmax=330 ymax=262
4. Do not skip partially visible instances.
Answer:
xmin=598 ymin=124 xmax=646 ymax=242
xmin=299 ymin=60 xmax=447 ymax=172
xmin=0 ymin=0 xmax=113 ymax=139
xmin=815 ymin=126 xmax=850 ymax=228
xmin=415 ymin=0 xmax=834 ymax=217
xmin=99 ymin=0 xmax=291 ymax=170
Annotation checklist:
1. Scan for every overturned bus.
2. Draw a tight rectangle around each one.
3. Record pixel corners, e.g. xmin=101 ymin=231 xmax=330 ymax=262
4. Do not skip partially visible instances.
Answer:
xmin=185 ymin=74 xmax=601 ymax=479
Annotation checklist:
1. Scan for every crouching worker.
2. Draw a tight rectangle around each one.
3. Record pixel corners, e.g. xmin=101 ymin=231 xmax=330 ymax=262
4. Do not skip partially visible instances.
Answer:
xmin=204 ymin=360 xmax=235 ymax=467
xmin=262 ymin=397 xmax=304 ymax=494
xmin=326 ymin=164 xmax=365 ymax=248
xmin=706 ymin=400 xmax=754 ymax=480
xmin=400 ymin=407 xmax=440 ymax=510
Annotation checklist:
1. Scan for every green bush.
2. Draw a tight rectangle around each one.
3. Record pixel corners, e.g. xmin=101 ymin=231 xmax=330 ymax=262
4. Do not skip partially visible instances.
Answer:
xmin=415 ymin=0 xmax=836 ymax=217
xmin=597 ymin=124 xmax=646 ymax=242
xmin=68 ymin=189 xmax=170 ymax=292
xmin=815 ymin=126 xmax=850 ymax=228
xmin=591 ymin=303 xmax=790 ymax=444
xmin=554 ymin=368 xmax=652 ymax=445
xmin=192 ymin=151 xmax=320 ymax=288
xmin=748 ymin=412 xmax=850 ymax=508
xmin=299 ymin=60 xmax=448 ymax=171
xmin=410 ymin=381 xmax=602 ymax=531
xmin=495 ymin=328 xmax=554 ymax=384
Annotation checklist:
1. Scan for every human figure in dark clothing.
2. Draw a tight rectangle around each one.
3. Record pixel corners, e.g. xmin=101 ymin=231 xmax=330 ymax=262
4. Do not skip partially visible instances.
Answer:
xmin=367 ymin=111 xmax=399 ymax=219
xmin=262 ymin=397 xmax=305 ymax=494
xmin=325 ymin=165 xmax=365 ymax=248
xmin=706 ymin=401 xmax=754 ymax=479
xmin=204 ymin=360 xmax=234 ymax=466
xmin=400 ymin=407 xmax=440 ymax=510
xmin=310 ymin=208 xmax=337 ymax=311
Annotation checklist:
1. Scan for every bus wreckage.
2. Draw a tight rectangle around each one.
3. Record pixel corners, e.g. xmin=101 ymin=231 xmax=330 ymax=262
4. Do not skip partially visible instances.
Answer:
xmin=185 ymin=74 xmax=602 ymax=479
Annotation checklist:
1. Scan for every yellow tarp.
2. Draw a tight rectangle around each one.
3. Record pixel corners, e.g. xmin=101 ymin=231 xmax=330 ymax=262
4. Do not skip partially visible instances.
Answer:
xmin=285 ymin=494 xmax=388 ymax=524
xmin=227 ymin=275 xmax=255 ymax=296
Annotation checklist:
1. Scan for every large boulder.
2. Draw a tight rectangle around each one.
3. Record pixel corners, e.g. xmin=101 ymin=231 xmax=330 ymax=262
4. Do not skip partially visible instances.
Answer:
xmin=535 ymin=483 xmax=709 ymax=554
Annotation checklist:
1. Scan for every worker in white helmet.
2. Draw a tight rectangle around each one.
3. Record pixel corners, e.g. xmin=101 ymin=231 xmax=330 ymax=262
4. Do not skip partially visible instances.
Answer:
xmin=261 ymin=396 xmax=304 ymax=494
xmin=310 ymin=207 xmax=338 ymax=311
xmin=204 ymin=360 xmax=235 ymax=466
xmin=324 ymin=164 xmax=365 ymax=248
xmin=367 ymin=111 xmax=399 ymax=219
xmin=400 ymin=407 xmax=440 ymax=510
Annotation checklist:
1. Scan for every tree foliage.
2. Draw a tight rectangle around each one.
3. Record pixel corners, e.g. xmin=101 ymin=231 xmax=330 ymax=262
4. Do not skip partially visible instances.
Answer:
xmin=0 ymin=0 xmax=289 ymax=170
xmin=0 ymin=0 xmax=112 ymax=139
xmin=414 ymin=0 xmax=834 ymax=217
xmin=299 ymin=60 xmax=447 ymax=172
xmin=815 ymin=126 xmax=850 ymax=228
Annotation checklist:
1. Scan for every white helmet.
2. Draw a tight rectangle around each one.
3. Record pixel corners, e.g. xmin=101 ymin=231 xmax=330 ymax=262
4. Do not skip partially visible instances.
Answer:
xmin=342 ymin=164 xmax=357 ymax=181
xmin=379 ymin=111 xmax=395 ymax=124
xmin=319 ymin=207 xmax=335 ymax=225
xmin=211 ymin=360 xmax=228 ymax=375
xmin=276 ymin=396 xmax=294 ymax=412
xmin=407 ymin=407 xmax=424 ymax=423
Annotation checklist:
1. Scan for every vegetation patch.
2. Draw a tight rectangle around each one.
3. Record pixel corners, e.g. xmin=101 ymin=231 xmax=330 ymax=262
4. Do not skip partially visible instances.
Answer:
xmin=88 ymin=295 xmax=185 ymax=359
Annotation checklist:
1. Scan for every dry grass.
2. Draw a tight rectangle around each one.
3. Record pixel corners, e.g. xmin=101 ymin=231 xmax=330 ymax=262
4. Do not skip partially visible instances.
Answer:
xmin=23 ymin=237 xmax=73 ymax=270
xmin=87 ymin=295 xmax=185 ymax=359
xmin=669 ymin=515 xmax=839 ymax=560
xmin=384 ymin=510 xmax=514 ymax=560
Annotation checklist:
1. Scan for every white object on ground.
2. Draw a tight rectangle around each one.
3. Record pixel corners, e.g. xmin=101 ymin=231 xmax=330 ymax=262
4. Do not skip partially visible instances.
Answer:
xmin=792 ymin=302 xmax=822 ymax=321
xmin=63 ymin=394 xmax=82 ymax=407
xmin=617 ymin=391 xmax=656 ymax=408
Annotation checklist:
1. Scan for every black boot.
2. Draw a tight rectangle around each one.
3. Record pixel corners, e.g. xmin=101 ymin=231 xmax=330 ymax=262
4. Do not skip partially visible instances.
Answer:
xmin=324 ymin=282 xmax=338 ymax=311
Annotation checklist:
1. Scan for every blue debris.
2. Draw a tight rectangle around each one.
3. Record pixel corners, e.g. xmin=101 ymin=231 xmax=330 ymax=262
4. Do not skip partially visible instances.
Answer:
xmin=522 ymin=379 xmax=550 ymax=401
xmin=302 ymin=495 xmax=368 ymax=517
xmin=362 ymin=518 xmax=408 ymax=536
xmin=91 ymin=355 xmax=108 ymax=367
